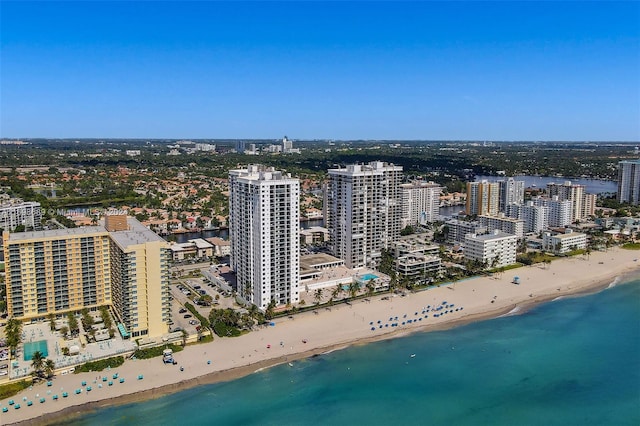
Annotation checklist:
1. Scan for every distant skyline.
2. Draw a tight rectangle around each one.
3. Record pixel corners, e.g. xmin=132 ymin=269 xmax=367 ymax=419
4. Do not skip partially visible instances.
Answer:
xmin=1 ymin=1 xmax=639 ymax=141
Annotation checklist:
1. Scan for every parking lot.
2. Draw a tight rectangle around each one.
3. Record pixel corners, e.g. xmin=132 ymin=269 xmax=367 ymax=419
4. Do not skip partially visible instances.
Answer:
xmin=170 ymin=269 xmax=238 ymax=336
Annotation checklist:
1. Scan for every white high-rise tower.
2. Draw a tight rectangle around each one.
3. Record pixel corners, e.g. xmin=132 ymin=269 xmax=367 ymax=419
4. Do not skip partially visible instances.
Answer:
xmin=326 ymin=161 xmax=403 ymax=269
xmin=229 ymin=165 xmax=300 ymax=309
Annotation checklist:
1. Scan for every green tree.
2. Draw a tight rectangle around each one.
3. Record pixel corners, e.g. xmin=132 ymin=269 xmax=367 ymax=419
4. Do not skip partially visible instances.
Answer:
xmin=48 ymin=313 xmax=56 ymax=332
xmin=265 ymin=299 xmax=277 ymax=320
xmin=67 ymin=312 xmax=79 ymax=336
xmin=44 ymin=359 xmax=55 ymax=378
xmin=5 ymin=318 xmax=22 ymax=355
xmin=365 ymin=279 xmax=375 ymax=297
xmin=31 ymin=351 xmax=46 ymax=378
xmin=348 ymin=282 xmax=359 ymax=299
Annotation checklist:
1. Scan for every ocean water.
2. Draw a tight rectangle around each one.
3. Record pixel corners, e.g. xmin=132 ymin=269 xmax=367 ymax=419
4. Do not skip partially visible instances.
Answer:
xmin=67 ymin=278 xmax=640 ymax=426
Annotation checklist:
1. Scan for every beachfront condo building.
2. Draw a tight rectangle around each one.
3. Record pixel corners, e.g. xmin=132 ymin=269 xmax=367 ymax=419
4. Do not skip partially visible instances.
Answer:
xmin=617 ymin=160 xmax=640 ymax=205
xmin=0 ymin=200 xmax=42 ymax=231
xmin=466 ymin=180 xmax=500 ymax=216
xmin=395 ymin=254 xmax=442 ymax=284
xmin=229 ymin=165 xmax=300 ymax=310
xmin=542 ymin=229 xmax=587 ymax=254
xmin=498 ymin=178 xmax=525 ymax=212
xmin=107 ymin=216 xmax=172 ymax=339
xmin=4 ymin=226 xmax=111 ymax=319
xmin=3 ymin=215 xmax=172 ymax=339
xmin=400 ymin=181 xmax=443 ymax=227
xmin=546 ymin=181 xmax=594 ymax=222
xmin=463 ymin=230 xmax=518 ymax=269
xmin=478 ymin=214 xmax=525 ymax=239
xmin=326 ymin=161 xmax=403 ymax=269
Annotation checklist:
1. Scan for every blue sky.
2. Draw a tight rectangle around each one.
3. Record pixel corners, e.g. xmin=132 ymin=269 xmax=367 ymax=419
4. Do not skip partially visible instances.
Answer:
xmin=1 ymin=1 xmax=639 ymax=140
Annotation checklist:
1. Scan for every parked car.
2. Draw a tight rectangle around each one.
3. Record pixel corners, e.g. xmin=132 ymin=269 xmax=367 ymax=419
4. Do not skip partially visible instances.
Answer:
xmin=183 ymin=314 xmax=192 ymax=319
xmin=0 ymin=364 xmax=8 ymax=370
xmin=179 ymin=308 xmax=187 ymax=314
xmin=188 ymin=320 xmax=199 ymax=325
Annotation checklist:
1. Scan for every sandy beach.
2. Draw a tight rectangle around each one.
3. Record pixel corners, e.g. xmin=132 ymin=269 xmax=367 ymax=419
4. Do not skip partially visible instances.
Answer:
xmin=2 ymin=246 xmax=639 ymax=425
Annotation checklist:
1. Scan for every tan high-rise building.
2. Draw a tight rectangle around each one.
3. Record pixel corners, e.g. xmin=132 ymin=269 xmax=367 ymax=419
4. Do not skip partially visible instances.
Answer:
xmin=108 ymin=217 xmax=172 ymax=338
xmin=3 ymin=216 xmax=171 ymax=339
xmin=466 ymin=180 xmax=499 ymax=216
xmin=4 ymin=226 xmax=112 ymax=320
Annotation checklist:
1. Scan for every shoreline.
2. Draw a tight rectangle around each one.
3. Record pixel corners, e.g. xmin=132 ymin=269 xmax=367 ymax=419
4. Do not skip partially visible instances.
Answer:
xmin=4 ymin=247 xmax=640 ymax=425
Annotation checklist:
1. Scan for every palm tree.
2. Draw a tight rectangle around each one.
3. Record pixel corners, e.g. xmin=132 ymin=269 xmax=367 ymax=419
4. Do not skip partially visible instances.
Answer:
xmin=265 ymin=299 xmax=277 ymax=320
xmin=331 ymin=284 xmax=342 ymax=300
xmin=366 ymin=279 xmax=375 ymax=297
xmin=31 ymin=351 xmax=45 ymax=378
xmin=5 ymin=318 xmax=22 ymax=356
xmin=348 ymin=282 xmax=359 ymax=300
xmin=313 ymin=289 xmax=323 ymax=305
xmin=388 ymin=271 xmax=398 ymax=292
xmin=44 ymin=359 xmax=55 ymax=379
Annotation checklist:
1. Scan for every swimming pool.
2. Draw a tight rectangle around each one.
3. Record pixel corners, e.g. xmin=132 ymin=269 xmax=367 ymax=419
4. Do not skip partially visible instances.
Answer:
xmin=24 ymin=340 xmax=48 ymax=361
xmin=360 ymin=273 xmax=379 ymax=281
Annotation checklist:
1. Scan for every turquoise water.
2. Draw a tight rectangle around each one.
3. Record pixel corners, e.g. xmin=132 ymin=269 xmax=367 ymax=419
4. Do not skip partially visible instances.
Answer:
xmin=359 ymin=273 xmax=379 ymax=281
xmin=67 ymin=278 xmax=640 ymax=426
xmin=23 ymin=340 xmax=48 ymax=361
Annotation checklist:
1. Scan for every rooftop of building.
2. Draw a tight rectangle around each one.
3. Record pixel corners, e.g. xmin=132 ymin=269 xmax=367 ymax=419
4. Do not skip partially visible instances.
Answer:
xmin=187 ymin=238 xmax=214 ymax=249
xmin=328 ymin=161 xmax=402 ymax=175
xmin=229 ymin=164 xmax=296 ymax=182
xmin=108 ymin=217 xmax=168 ymax=250
xmin=466 ymin=230 xmax=517 ymax=241
xmin=6 ymin=225 xmax=107 ymax=242
xmin=300 ymin=226 xmax=329 ymax=235
xmin=300 ymin=253 xmax=344 ymax=268
xmin=546 ymin=231 xmax=587 ymax=239
xmin=205 ymin=237 xmax=230 ymax=246
xmin=399 ymin=180 xmax=442 ymax=188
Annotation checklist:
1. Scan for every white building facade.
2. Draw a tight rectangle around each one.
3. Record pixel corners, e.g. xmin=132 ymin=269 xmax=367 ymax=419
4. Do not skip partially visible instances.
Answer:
xmin=229 ymin=165 xmax=300 ymax=309
xmin=326 ymin=162 xmax=403 ymax=269
xmin=400 ymin=181 xmax=443 ymax=227
xmin=498 ymin=178 xmax=525 ymax=212
xmin=478 ymin=214 xmax=524 ymax=239
xmin=533 ymin=196 xmax=572 ymax=228
xmin=542 ymin=230 xmax=587 ymax=254
xmin=0 ymin=200 xmax=42 ymax=231
xmin=464 ymin=230 xmax=517 ymax=269
xmin=546 ymin=181 xmax=594 ymax=222
xmin=506 ymin=201 xmax=549 ymax=234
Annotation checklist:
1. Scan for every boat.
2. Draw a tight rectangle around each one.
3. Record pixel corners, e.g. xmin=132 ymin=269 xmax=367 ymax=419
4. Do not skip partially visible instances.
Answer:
xmin=288 ymin=362 xmax=293 ymax=367
xmin=410 ymin=354 xmax=416 ymax=358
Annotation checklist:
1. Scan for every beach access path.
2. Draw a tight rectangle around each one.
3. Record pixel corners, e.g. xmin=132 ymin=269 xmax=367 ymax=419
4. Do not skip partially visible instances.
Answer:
xmin=2 ymin=247 xmax=639 ymax=425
